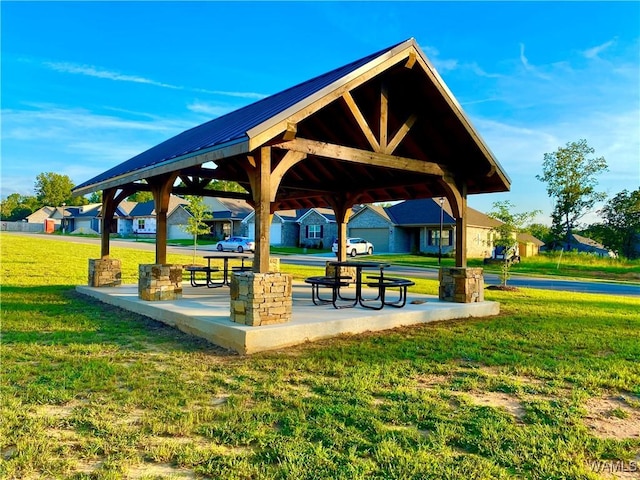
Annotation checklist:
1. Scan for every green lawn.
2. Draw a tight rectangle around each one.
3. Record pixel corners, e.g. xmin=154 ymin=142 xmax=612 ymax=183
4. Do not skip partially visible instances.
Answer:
xmin=1 ymin=233 xmax=639 ymax=479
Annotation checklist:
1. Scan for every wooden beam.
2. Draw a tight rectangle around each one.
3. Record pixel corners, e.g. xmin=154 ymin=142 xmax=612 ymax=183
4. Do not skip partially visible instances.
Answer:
xmin=385 ymin=113 xmax=417 ymax=154
xmin=148 ymin=173 xmax=178 ymax=265
xmin=380 ymin=83 xmax=388 ymax=151
xmin=171 ymin=187 xmax=251 ymax=200
xmin=283 ymin=122 xmax=297 ymax=141
xmin=273 ymin=137 xmax=446 ymax=177
xmin=253 ymin=147 xmax=271 ymax=273
xmin=405 ymin=51 xmax=417 ymax=69
xmin=100 ymin=188 xmax=117 ymax=258
xmin=342 ymin=92 xmax=380 ymax=152
xmin=270 ymin=150 xmax=307 ymax=201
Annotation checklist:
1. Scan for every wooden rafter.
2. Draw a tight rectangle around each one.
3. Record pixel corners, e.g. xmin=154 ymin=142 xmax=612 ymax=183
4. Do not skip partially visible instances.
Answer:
xmin=380 ymin=83 xmax=388 ymax=151
xmin=385 ymin=114 xmax=417 ymax=155
xmin=273 ymin=137 xmax=447 ymax=177
xmin=342 ymin=92 xmax=380 ymax=152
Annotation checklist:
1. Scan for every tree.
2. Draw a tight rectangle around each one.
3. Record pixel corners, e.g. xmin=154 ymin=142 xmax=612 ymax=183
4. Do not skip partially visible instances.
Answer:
xmin=524 ymin=223 xmax=552 ymax=245
xmin=536 ymin=139 xmax=608 ymax=249
xmin=489 ymin=201 xmax=540 ymax=286
xmin=182 ymin=196 xmax=212 ymax=264
xmin=1 ymin=193 xmax=39 ymax=220
xmin=206 ymin=180 xmax=247 ymax=193
xmin=598 ymin=188 xmax=640 ymax=259
xmin=126 ymin=191 xmax=154 ymax=202
xmin=87 ymin=191 xmax=103 ymax=204
xmin=34 ymin=172 xmax=86 ymax=206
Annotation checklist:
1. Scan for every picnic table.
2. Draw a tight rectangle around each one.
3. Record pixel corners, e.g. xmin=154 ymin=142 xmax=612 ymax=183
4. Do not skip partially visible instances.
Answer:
xmin=185 ymin=254 xmax=252 ymax=288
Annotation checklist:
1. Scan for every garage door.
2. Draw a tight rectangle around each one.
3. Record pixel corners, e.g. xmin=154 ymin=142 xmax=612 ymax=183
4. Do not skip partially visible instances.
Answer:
xmin=349 ymin=228 xmax=389 ymax=253
xmin=247 ymin=223 xmax=282 ymax=245
xmin=168 ymin=224 xmax=192 ymax=240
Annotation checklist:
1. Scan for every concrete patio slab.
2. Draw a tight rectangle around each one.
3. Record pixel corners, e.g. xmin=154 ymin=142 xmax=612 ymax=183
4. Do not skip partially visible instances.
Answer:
xmin=76 ymin=282 xmax=499 ymax=354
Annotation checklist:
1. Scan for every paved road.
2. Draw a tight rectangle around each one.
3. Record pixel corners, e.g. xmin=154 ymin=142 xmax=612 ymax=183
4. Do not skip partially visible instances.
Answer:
xmin=6 ymin=233 xmax=639 ymax=297
xmin=278 ymin=254 xmax=640 ymax=297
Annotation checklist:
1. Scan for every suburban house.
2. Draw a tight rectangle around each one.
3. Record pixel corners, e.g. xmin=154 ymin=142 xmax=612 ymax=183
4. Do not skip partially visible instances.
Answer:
xmin=243 ymin=198 xmax=533 ymax=258
xmin=129 ymin=196 xmax=191 ymax=238
xmin=243 ymin=209 xmax=300 ymax=246
xmin=517 ymin=232 xmax=544 ymax=258
xmin=202 ymin=197 xmax=253 ymax=239
xmin=572 ymin=233 xmax=616 ymax=257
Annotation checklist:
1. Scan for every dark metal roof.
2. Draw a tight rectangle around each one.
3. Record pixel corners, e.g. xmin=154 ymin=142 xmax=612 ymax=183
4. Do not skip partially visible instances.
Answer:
xmin=386 ymin=198 xmax=455 ymax=226
xmin=74 ymin=40 xmax=408 ymax=192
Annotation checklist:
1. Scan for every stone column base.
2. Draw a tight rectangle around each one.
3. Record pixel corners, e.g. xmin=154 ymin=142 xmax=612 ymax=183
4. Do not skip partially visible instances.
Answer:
xmin=230 ymin=272 xmax=292 ymax=326
xmin=439 ymin=267 xmax=484 ymax=303
xmin=88 ymin=258 xmax=122 ymax=287
xmin=138 ymin=264 xmax=183 ymax=301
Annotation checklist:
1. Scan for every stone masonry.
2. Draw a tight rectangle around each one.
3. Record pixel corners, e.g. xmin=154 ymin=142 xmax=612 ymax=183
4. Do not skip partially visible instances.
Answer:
xmin=88 ymin=258 xmax=122 ymax=287
xmin=138 ymin=264 xmax=183 ymax=301
xmin=439 ymin=267 xmax=484 ymax=303
xmin=230 ymin=272 xmax=292 ymax=326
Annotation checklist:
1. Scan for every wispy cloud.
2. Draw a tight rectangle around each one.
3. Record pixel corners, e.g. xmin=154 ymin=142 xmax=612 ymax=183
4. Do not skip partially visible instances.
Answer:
xmin=187 ymin=101 xmax=236 ymax=118
xmin=44 ymin=62 xmax=181 ymax=89
xmin=193 ymin=88 xmax=267 ymax=100
xmin=582 ymin=39 xmax=616 ymax=59
xmin=519 ymin=43 xmax=552 ymax=80
xmin=43 ymin=60 xmax=268 ymax=100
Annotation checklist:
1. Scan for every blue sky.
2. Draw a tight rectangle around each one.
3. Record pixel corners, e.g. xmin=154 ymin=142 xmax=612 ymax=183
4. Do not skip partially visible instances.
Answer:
xmin=2 ymin=1 xmax=639 ymax=225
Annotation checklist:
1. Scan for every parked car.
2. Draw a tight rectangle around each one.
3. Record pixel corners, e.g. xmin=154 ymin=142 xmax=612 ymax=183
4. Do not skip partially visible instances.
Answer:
xmin=332 ymin=237 xmax=374 ymax=257
xmin=215 ymin=236 xmax=255 ymax=253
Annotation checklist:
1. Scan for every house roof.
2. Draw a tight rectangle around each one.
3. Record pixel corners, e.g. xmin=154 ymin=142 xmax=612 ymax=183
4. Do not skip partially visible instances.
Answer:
xmin=296 ymin=208 xmax=336 ymax=223
xmin=517 ymin=232 xmax=544 ymax=246
xmin=73 ymin=38 xmax=510 ymax=213
xmin=130 ymin=195 xmax=188 ymax=217
xmin=386 ymin=198 xmax=455 ymax=226
xmin=572 ymin=233 xmax=608 ymax=250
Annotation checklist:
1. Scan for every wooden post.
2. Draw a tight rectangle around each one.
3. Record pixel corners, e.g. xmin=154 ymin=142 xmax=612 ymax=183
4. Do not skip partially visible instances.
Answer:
xmin=328 ymin=195 xmax=353 ymax=262
xmin=253 ymin=147 xmax=271 ymax=273
xmin=455 ymin=184 xmax=468 ymax=268
xmin=149 ymin=174 xmax=177 ymax=265
xmin=100 ymin=188 xmax=117 ymax=258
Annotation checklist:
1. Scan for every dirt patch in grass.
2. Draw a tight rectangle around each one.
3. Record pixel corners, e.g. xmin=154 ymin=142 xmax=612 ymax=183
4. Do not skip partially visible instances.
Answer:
xmin=415 ymin=373 xmax=452 ymax=389
xmin=463 ymin=391 xmax=526 ymax=422
xmin=127 ymin=462 xmax=196 ymax=479
xmin=584 ymin=395 xmax=640 ymax=440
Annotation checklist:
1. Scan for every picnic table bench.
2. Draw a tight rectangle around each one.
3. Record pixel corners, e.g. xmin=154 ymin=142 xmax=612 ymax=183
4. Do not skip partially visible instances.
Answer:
xmin=364 ymin=275 xmax=415 ymax=309
xmin=304 ymin=275 xmax=355 ymax=308
xmin=184 ymin=265 xmax=220 ymax=287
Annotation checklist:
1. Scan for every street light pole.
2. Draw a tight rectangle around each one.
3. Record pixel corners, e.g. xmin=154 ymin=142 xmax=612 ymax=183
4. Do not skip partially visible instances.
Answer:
xmin=61 ymin=202 xmax=66 ymax=234
xmin=438 ymin=197 xmax=444 ymax=266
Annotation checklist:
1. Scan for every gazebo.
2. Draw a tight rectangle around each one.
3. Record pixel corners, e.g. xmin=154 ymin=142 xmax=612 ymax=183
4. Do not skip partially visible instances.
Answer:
xmin=74 ymin=38 xmax=510 ymax=324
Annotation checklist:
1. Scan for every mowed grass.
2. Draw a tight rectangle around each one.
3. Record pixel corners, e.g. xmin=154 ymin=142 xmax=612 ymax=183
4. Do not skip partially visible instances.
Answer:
xmin=1 ymin=233 xmax=639 ymax=479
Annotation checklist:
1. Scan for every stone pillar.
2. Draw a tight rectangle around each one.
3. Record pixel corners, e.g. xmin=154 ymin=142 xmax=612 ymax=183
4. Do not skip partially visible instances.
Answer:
xmin=88 ymin=258 xmax=122 ymax=287
xmin=138 ymin=264 xmax=183 ymax=301
xmin=230 ymin=272 xmax=292 ymax=326
xmin=439 ymin=267 xmax=484 ymax=303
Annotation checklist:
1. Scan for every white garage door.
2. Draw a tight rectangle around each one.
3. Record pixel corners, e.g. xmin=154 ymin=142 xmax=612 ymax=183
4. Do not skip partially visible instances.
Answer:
xmin=349 ymin=228 xmax=389 ymax=253
xmin=247 ymin=223 xmax=282 ymax=245
xmin=168 ymin=225 xmax=191 ymax=240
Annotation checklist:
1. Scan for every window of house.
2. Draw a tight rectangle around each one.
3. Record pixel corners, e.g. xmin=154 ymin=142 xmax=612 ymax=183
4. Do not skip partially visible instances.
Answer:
xmin=137 ymin=219 xmax=145 ymax=230
xmin=307 ymin=225 xmax=322 ymax=238
xmin=428 ymin=229 xmax=452 ymax=246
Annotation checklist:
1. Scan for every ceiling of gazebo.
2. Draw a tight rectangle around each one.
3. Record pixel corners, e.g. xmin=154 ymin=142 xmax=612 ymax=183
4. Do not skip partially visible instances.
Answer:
xmin=73 ymin=38 xmax=510 ymax=211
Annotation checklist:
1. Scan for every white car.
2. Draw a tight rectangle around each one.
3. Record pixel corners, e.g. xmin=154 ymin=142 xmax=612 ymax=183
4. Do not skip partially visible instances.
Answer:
xmin=215 ymin=236 xmax=255 ymax=253
xmin=332 ymin=237 xmax=374 ymax=257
